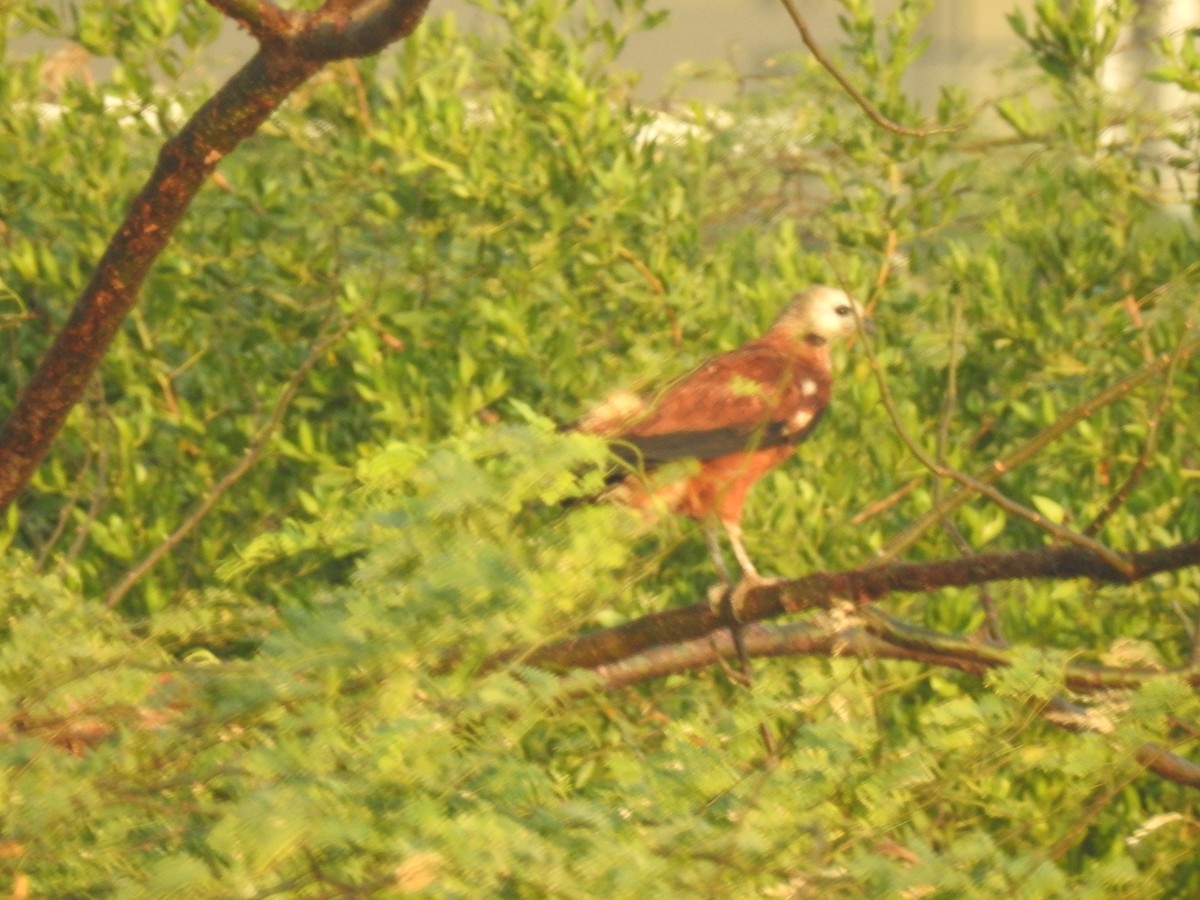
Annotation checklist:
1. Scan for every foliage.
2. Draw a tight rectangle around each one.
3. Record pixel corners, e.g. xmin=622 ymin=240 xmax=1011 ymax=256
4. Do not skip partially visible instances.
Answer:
xmin=1 ymin=0 xmax=1198 ymax=895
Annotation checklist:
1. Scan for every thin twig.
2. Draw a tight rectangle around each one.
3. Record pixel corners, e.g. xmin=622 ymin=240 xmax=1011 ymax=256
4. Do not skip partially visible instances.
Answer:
xmin=1191 ymin=598 xmax=1200 ymax=669
xmin=881 ymin=333 xmax=1200 ymax=559
xmin=35 ymin=445 xmax=92 ymax=571
xmin=931 ymin=293 xmax=1005 ymax=641
xmin=938 ymin=517 xmax=1006 ymax=644
xmin=1037 ymin=775 xmax=1140 ymax=867
xmin=935 ymin=293 xmax=964 ymax=475
xmin=105 ymin=316 xmax=355 ymax=607
xmin=1084 ymin=325 xmax=1190 ymax=537
xmin=848 ymin=476 xmax=920 ymax=526
xmin=856 ymin=301 xmax=1135 ymax=576
xmin=59 ymin=381 xmax=120 ymax=572
xmin=62 ymin=439 xmax=109 ymax=570
xmin=776 ymin=0 xmax=964 ymax=138
xmin=719 ymin=594 xmax=779 ymax=763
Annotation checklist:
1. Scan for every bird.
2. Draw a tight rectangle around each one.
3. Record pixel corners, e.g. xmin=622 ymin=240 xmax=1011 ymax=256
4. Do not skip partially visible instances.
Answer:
xmin=573 ymin=285 xmax=865 ymax=607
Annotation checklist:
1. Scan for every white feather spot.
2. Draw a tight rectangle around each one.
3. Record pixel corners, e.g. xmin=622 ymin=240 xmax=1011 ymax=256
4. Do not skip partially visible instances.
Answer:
xmin=787 ymin=409 xmax=814 ymax=433
xmin=801 ymin=379 xmax=818 ymax=397
xmin=578 ymin=391 xmax=646 ymax=434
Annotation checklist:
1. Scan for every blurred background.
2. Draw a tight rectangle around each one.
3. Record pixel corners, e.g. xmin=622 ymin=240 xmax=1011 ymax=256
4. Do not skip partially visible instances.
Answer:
xmin=17 ymin=0 xmax=1200 ymax=108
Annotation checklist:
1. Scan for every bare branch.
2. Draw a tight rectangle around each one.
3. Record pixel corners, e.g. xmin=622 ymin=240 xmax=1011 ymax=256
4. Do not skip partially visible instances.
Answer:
xmin=300 ymin=0 xmax=433 ymax=61
xmin=776 ymin=0 xmax=963 ymax=138
xmin=848 ymin=476 xmax=919 ymax=525
xmin=1133 ymin=743 xmax=1200 ymax=789
xmin=206 ymin=0 xmax=299 ymax=45
xmin=587 ymin=609 xmax=1191 ymax=695
xmin=579 ymin=602 xmax=1200 ymax=790
xmin=509 ymin=538 xmax=1200 ymax=674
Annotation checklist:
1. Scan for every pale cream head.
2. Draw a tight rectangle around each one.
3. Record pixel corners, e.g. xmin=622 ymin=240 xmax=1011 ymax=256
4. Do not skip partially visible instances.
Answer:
xmin=770 ymin=285 xmax=865 ymax=343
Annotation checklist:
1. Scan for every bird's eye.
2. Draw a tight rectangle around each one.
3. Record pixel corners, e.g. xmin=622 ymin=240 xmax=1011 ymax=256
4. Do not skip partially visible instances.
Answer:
xmin=835 ymin=305 xmax=852 ymax=316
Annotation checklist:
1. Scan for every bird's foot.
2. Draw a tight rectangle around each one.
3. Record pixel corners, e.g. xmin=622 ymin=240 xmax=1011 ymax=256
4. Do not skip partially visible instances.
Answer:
xmin=709 ymin=572 xmax=784 ymax=622
xmin=707 ymin=581 xmax=733 ymax=615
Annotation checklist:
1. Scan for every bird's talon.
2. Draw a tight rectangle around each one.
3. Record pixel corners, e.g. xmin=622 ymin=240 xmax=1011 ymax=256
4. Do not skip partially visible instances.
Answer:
xmin=707 ymin=581 xmax=733 ymax=615
xmin=727 ymin=574 xmax=784 ymax=621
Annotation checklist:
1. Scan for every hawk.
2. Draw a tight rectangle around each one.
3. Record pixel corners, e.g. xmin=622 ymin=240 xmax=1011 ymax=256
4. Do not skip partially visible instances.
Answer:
xmin=575 ymin=285 xmax=865 ymax=597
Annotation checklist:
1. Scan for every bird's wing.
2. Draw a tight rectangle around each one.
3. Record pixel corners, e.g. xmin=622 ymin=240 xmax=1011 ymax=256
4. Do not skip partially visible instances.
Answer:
xmin=609 ymin=342 xmax=830 ymax=465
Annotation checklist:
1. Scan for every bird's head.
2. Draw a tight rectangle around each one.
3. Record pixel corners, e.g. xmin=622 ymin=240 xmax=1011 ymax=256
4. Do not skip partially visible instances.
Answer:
xmin=771 ymin=285 xmax=868 ymax=345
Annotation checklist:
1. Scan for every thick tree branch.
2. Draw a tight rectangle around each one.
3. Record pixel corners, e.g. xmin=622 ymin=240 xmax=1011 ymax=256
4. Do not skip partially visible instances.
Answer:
xmin=0 ymin=0 xmax=431 ymax=514
xmin=513 ymin=538 xmax=1200 ymax=673
xmin=302 ymin=0 xmax=433 ymax=60
xmin=205 ymin=0 xmax=299 ymax=45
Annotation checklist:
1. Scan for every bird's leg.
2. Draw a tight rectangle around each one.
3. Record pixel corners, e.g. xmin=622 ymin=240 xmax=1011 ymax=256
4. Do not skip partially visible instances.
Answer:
xmin=723 ymin=520 xmax=783 ymax=621
xmin=710 ymin=519 xmax=780 ymax=763
xmin=702 ymin=519 xmax=733 ymax=583
xmin=725 ymin=520 xmax=760 ymax=581
xmin=703 ymin=519 xmax=734 ymax=613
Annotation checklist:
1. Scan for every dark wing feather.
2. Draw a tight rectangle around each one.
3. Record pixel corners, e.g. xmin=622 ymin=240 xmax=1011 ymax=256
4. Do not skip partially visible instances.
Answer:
xmin=613 ymin=409 xmax=826 ymax=466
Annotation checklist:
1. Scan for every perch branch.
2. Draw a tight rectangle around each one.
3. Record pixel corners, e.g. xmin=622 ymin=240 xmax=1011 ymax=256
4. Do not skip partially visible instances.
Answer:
xmin=506 ymin=538 xmax=1200 ymax=674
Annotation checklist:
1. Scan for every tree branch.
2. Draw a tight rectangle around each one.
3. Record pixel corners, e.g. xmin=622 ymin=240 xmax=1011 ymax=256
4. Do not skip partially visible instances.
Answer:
xmin=105 ymin=314 xmax=355 ymax=608
xmin=586 ymin=609 xmax=1196 ymax=695
xmin=574 ymin=591 xmax=1200 ymax=790
xmin=881 ymin=333 xmax=1200 ymax=559
xmin=301 ymin=0 xmax=433 ymax=61
xmin=1133 ymin=743 xmax=1200 ymax=789
xmin=0 ymin=0 xmax=431 ymax=514
xmin=205 ymin=0 xmax=299 ymax=45
xmin=777 ymin=0 xmax=962 ymax=137
xmin=511 ymin=538 xmax=1200 ymax=673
